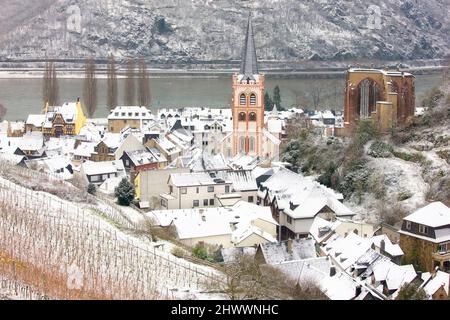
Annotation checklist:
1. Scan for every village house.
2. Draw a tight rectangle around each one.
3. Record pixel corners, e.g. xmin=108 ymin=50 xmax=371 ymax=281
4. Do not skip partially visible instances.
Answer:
xmin=107 ymin=106 xmax=153 ymax=133
xmin=147 ymin=201 xmax=277 ymax=249
xmin=120 ymin=148 xmax=167 ymax=182
xmin=134 ymin=167 xmax=190 ymax=209
xmin=159 ymin=172 xmax=233 ymax=210
xmin=420 ymin=270 xmax=450 ymax=300
xmin=258 ymin=167 xmax=355 ymax=239
xmin=24 ymin=156 xmax=73 ymax=180
xmin=145 ymin=137 xmax=182 ymax=163
xmin=399 ymin=202 xmax=450 ymax=272
xmin=41 ymin=100 xmax=87 ymax=137
xmin=25 ymin=114 xmax=46 ymax=133
xmin=10 ymin=132 xmax=47 ymax=159
xmin=79 ymin=160 xmax=126 ymax=186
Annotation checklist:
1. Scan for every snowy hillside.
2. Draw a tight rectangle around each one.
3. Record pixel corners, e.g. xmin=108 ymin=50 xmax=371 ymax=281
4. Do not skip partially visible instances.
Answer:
xmin=0 ymin=0 xmax=449 ymax=62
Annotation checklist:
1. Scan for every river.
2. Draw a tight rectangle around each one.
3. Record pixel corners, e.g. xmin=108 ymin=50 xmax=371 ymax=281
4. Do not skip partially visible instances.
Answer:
xmin=0 ymin=73 xmax=444 ymax=121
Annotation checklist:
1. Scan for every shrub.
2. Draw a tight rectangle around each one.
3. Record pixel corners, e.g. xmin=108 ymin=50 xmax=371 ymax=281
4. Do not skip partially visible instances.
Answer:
xmin=396 ymin=283 xmax=429 ymax=300
xmin=421 ymin=86 xmax=444 ymax=109
xmin=367 ymin=141 xmax=393 ymax=158
xmin=114 ymin=178 xmax=135 ymax=206
xmin=87 ymin=183 xmax=96 ymax=195
xmin=192 ymin=243 xmax=208 ymax=260
xmin=397 ymin=190 xmax=413 ymax=201
xmin=171 ymin=247 xmax=186 ymax=258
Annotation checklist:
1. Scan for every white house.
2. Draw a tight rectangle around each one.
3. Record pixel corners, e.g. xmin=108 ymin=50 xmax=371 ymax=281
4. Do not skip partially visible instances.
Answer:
xmin=80 ymin=160 xmax=126 ymax=185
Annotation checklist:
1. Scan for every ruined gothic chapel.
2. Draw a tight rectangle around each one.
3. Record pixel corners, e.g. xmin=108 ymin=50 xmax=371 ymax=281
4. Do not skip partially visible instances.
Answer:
xmin=221 ymin=15 xmax=281 ymax=160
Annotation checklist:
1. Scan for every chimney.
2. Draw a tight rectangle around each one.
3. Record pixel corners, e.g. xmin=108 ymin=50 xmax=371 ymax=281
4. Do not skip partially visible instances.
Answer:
xmin=380 ymin=239 xmax=386 ymax=253
xmin=287 ymin=239 xmax=293 ymax=254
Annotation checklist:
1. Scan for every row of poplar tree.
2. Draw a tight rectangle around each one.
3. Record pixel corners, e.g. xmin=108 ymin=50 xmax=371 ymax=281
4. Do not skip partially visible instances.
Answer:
xmin=42 ymin=54 xmax=151 ymax=118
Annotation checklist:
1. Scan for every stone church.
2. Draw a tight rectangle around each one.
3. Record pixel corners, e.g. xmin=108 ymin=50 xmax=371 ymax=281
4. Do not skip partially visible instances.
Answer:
xmin=336 ymin=68 xmax=415 ymax=136
xmin=221 ymin=15 xmax=281 ymax=160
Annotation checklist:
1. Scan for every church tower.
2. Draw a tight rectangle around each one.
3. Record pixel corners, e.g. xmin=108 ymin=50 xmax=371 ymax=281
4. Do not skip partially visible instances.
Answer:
xmin=231 ymin=14 xmax=265 ymax=157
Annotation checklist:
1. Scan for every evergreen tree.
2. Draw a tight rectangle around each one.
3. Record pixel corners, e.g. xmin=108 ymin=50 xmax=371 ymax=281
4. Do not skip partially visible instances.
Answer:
xmin=83 ymin=58 xmax=97 ymax=118
xmin=273 ymin=85 xmax=281 ymax=110
xmin=396 ymin=283 xmax=429 ymax=300
xmin=264 ymin=91 xmax=273 ymax=111
xmin=87 ymin=183 xmax=96 ymax=195
xmin=114 ymin=178 xmax=135 ymax=206
xmin=106 ymin=53 xmax=118 ymax=111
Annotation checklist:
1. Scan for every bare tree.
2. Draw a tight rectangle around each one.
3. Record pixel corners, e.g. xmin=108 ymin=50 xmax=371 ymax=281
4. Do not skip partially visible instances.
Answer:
xmin=0 ymin=104 xmax=7 ymax=121
xmin=83 ymin=58 xmax=97 ymax=118
xmin=106 ymin=53 xmax=118 ymax=111
xmin=49 ymin=62 xmax=59 ymax=106
xmin=308 ymin=80 xmax=323 ymax=111
xmin=42 ymin=60 xmax=51 ymax=106
xmin=124 ymin=59 xmax=136 ymax=106
xmin=137 ymin=59 xmax=151 ymax=107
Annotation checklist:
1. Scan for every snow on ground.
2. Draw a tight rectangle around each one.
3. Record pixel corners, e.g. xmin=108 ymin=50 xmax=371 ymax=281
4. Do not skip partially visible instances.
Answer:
xmin=0 ymin=174 xmax=224 ymax=299
xmin=345 ymin=156 xmax=429 ymax=223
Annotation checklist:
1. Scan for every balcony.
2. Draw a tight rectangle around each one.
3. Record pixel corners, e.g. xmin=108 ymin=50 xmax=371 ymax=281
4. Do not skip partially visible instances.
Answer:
xmin=432 ymin=251 xmax=450 ymax=262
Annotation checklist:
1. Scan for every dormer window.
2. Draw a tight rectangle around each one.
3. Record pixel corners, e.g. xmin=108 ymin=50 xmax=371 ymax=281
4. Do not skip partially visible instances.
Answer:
xmin=240 ymin=94 xmax=246 ymax=105
xmin=238 ymin=112 xmax=246 ymax=121
xmin=406 ymin=221 xmax=411 ymax=230
xmin=419 ymin=225 xmax=428 ymax=234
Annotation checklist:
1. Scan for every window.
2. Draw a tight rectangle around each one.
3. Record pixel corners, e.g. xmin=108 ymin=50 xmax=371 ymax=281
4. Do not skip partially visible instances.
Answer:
xmin=419 ymin=225 xmax=428 ymax=234
xmin=248 ymin=196 xmax=254 ymax=203
xmin=287 ymin=215 xmax=292 ymax=224
xmin=239 ymin=136 xmax=245 ymax=153
xmin=203 ymin=199 xmax=209 ymax=206
xmin=196 ymin=187 xmax=199 ymax=194
xmin=114 ymin=112 xmax=119 ymax=116
xmin=437 ymin=243 xmax=449 ymax=253
xmin=128 ymin=112 xmax=132 ymax=116
xmin=249 ymin=137 xmax=255 ymax=152
xmin=249 ymin=112 xmax=256 ymax=121
xmin=406 ymin=221 xmax=412 ymax=230
xmin=250 ymin=94 xmax=256 ymax=105
xmin=161 ymin=199 xmax=168 ymax=208
xmin=102 ymin=174 xmax=108 ymax=180
xmin=121 ymin=112 xmax=126 ymax=116
xmin=225 ymin=186 xmax=230 ymax=193
xmin=207 ymin=186 xmax=214 ymax=193
xmin=240 ymin=94 xmax=246 ymax=105
xmin=125 ymin=160 xmax=130 ymax=166
xmin=238 ymin=112 xmax=246 ymax=121
xmin=180 ymin=187 xmax=187 ymax=194
xmin=91 ymin=175 xmax=100 ymax=182
xmin=135 ymin=112 xmax=139 ymax=117
xmin=110 ymin=126 xmax=114 ymax=131
xmin=169 ymin=186 xmax=173 ymax=194
xmin=193 ymin=200 xmax=199 ymax=207
xmin=209 ymin=199 xmax=215 ymax=206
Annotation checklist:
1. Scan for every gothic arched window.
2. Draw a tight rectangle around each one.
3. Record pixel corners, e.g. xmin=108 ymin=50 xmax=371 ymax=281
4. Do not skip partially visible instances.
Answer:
xmin=359 ymin=79 xmax=370 ymax=118
xmin=249 ymin=137 xmax=255 ymax=152
xmin=249 ymin=112 xmax=257 ymax=121
xmin=239 ymin=136 xmax=245 ymax=153
xmin=238 ymin=112 xmax=246 ymax=121
xmin=250 ymin=94 xmax=256 ymax=105
xmin=240 ymin=94 xmax=246 ymax=105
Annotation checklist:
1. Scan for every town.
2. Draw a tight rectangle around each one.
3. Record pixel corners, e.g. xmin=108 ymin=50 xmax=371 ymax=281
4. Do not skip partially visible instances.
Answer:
xmin=0 ymin=10 xmax=449 ymax=302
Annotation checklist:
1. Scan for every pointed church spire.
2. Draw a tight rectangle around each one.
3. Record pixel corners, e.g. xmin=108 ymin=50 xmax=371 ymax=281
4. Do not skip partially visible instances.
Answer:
xmin=240 ymin=13 xmax=259 ymax=80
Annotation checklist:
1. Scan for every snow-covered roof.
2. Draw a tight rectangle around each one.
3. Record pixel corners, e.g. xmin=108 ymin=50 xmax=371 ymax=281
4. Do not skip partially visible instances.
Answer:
xmin=0 ymin=152 xmax=25 ymax=165
xmin=156 ymin=137 xmax=181 ymax=155
xmin=169 ymin=172 xmax=231 ymax=187
xmin=124 ymin=149 xmax=159 ymax=166
xmin=258 ymin=238 xmax=316 ymax=265
xmin=320 ymin=272 xmax=357 ymax=300
xmin=274 ymin=256 xmax=331 ymax=286
xmin=218 ymin=170 xmax=257 ymax=191
xmin=421 ymin=271 xmax=450 ymax=297
xmin=403 ymin=202 xmax=450 ymax=227
xmin=147 ymin=201 xmax=276 ymax=244
xmin=309 ymin=216 xmax=342 ymax=244
xmin=266 ymin=119 xmax=283 ymax=133
xmin=26 ymin=114 xmax=46 ymax=127
xmin=108 ymin=106 xmax=153 ymax=120
xmin=147 ymin=147 xmax=167 ymax=163
xmin=74 ymin=141 xmax=96 ymax=158
xmin=13 ymin=132 xmax=44 ymax=151
xmin=371 ymin=235 xmax=404 ymax=257
xmin=53 ymin=102 xmax=80 ymax=124
xmin=25 ymin=156 xmax=73 ymax=179
xmin=81 ymin=160 xmax=125 ymax=176
xmin=100 ymin=133 xmax=122 ymax=149
xmin=232 ymin=224 xmax=276 ymax=245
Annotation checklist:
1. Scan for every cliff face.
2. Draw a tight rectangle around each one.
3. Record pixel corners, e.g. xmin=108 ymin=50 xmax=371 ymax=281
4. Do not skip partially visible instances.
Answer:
xmin=0 ymin=0 xmax=449 ymax=62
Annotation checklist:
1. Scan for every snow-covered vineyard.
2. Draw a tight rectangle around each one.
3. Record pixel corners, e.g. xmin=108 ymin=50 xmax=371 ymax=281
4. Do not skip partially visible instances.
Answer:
xmin=0 ymin=166 xmax=222 ymax=300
